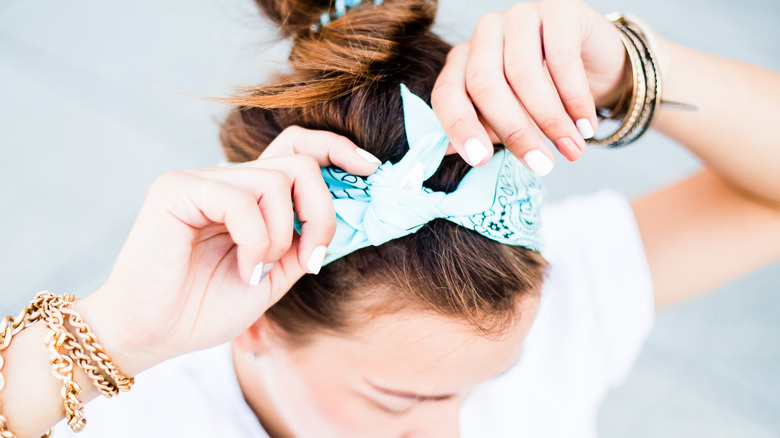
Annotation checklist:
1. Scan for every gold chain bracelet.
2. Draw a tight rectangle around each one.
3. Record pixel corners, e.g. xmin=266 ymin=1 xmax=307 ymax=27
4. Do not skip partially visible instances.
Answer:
xmin=40 ymin=294 xmax=87 ymax=433
xmin=1 ymin=295 xmax=54 ymax=438
xmin=0 ymin=291 xmax=135 ymax=437
xmin=61 ymin=306 xmax=134 ymax=395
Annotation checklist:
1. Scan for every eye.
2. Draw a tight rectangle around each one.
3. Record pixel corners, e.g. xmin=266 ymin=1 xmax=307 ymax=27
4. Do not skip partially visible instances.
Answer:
xmin=376 ymin=403 xmax=413 ymax=417
xmin=365 ymin=397 xmax=414 ymax=416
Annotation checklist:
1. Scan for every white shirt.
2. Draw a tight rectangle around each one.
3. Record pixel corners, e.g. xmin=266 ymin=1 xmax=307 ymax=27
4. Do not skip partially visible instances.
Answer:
xmin=52 ymin=188 xmax=654 ymax=438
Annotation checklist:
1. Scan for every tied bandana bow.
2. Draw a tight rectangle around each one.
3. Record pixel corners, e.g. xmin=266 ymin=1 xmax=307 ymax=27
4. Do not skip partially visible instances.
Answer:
xmin=302 ymin=83 xmax=545 ymax=265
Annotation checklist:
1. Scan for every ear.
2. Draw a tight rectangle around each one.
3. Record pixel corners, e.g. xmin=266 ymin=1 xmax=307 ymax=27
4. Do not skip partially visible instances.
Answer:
xmin=231 ymin=315 xmax=278 ymax=356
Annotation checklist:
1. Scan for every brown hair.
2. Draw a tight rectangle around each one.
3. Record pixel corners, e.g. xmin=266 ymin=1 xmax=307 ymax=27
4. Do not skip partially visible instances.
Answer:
xmin=220 ymin=0 xmax=549 ymax=343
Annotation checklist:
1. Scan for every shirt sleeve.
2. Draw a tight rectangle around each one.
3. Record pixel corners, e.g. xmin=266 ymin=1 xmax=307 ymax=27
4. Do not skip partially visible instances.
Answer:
xmin=539 ymin=188 xmax=655 ymax=387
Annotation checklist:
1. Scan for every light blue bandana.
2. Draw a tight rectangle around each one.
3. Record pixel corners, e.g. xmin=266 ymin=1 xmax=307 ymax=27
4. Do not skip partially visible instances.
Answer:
xmin=302 ymin=83 xmax=545 ymax=265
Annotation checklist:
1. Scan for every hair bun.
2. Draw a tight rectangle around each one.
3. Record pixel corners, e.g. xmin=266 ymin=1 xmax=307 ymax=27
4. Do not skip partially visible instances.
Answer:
xmin=255 ymin=0 xmax=437 ymax=44
xmin=245 ymin=0 xmax=439 ymax=105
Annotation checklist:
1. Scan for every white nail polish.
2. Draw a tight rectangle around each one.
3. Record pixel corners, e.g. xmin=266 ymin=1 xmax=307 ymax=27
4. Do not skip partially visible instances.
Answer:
xmin=307 ymin=246 xmax=327 ymax=274
xmin=464 ymin=138 xmax=489 ymax=165
xmin=355 ymin=148 xmax=381 ymax=165
xmin=250 ymin=262 xmax=267 ymax=286
xmin=523 ymin=150 xmax=554 ymax=176
xmin=249 ymin=262 xmax=273 ymax=286
xmin=576 ymin=118 xmax=595 ymax=140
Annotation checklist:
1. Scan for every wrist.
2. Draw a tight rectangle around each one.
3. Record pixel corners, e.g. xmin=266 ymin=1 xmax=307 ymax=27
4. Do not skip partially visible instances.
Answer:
xmin=74 ymin=292 xmax=159 ymax=378
xmin=594 ymin=44 xmax=630 ymax=110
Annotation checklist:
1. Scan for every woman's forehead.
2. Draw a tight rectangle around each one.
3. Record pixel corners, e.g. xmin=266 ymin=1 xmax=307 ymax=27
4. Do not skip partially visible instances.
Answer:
xmin=295 ymin=304 xmax=537 ymax=393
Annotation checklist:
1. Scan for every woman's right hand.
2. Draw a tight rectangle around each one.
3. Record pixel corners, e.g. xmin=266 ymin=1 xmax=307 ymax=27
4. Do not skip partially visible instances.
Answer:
xmin=77 ymin=126 xmax=380 ymax=376
xmin=432 ymin=0 xmax=629 ymax=173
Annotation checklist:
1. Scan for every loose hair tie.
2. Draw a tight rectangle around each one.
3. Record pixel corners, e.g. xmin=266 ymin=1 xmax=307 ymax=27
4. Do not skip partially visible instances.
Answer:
xmin=312 ymin=0 xmax=384 ymax=32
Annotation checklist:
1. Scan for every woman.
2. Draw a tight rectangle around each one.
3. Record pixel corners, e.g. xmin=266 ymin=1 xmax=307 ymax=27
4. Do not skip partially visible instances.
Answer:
xmin=2 ymin=0 xmax=780 ymax=436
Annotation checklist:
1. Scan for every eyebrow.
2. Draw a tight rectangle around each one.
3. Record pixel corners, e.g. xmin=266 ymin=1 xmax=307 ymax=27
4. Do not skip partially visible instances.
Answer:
xmin=365 ymin=380 xmax=455 ymax=402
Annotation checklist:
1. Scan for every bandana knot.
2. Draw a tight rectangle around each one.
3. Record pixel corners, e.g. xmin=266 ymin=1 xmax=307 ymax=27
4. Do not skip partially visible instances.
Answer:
xmin=302 ymin=84 xmax=546 ymax=265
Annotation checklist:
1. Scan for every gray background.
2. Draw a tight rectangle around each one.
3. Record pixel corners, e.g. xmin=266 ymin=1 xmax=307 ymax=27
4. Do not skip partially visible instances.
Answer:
xmin=1 ymin=0 xmax=779 ymax=436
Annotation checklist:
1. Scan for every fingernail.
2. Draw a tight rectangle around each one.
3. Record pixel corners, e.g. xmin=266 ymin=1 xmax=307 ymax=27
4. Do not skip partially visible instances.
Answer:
xmin=250 ymin=262 xmax=273 ymax=286
xmin=556 ymin=137 xmax=583 ymax=162
xmin=355 ymin=148 xmax=381 ymax=165
xmin=307 ymin=246 xmax=327 ymax=274
xmin=523 ymin=150 xmax=554 ymax=176
xmin=575 ymin=118 xmax=595 ymax=140
xmin=464 ymin=138 xmax=489 ymax=165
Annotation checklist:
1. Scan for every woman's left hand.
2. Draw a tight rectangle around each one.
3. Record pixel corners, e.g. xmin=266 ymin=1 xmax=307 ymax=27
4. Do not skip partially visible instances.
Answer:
xmin=76 ymin=126 xmax=380 ymax=376
xmin=432 ymin=0 xmax=628 ymax=175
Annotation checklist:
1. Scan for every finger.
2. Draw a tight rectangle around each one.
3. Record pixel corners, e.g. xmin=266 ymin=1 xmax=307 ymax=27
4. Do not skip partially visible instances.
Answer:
xmin=503 ymin=3 xmax=585 ymax=162
xmin=432 ymin=43 xmax=495 ymax=166
xmin=477 ymin=112 xmax=502 ymax=144
xmin=259 ymin=125 xmax=381 ymax=175
xmin=540 ymin=1 xmax=599 ymax=145
xmin=466 ymin=12 xmax=556 ymax=176
xmin=443 ymin=111 xmax=508 ymax=154
xmin=186 ymin=167 xmax=295 ymax=263
xmin=186 ymin=174 xmax=274 ymax=285
xmin=263 ymin=234 xmax=306 ymax=306
xmin=200 ymin=155 xmax=337 ymax=274
xmin=234 ymin=236 xmax=305 ymax=314
xmin=242 ymin=154 xmax=336 ymax=275
xmin=285 ymin=156 xmax=336 ymax=275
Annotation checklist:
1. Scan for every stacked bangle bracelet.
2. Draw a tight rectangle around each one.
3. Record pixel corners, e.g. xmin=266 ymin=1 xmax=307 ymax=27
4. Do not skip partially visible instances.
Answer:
xmin=588 ymin=12 xmax=700 ymax=148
